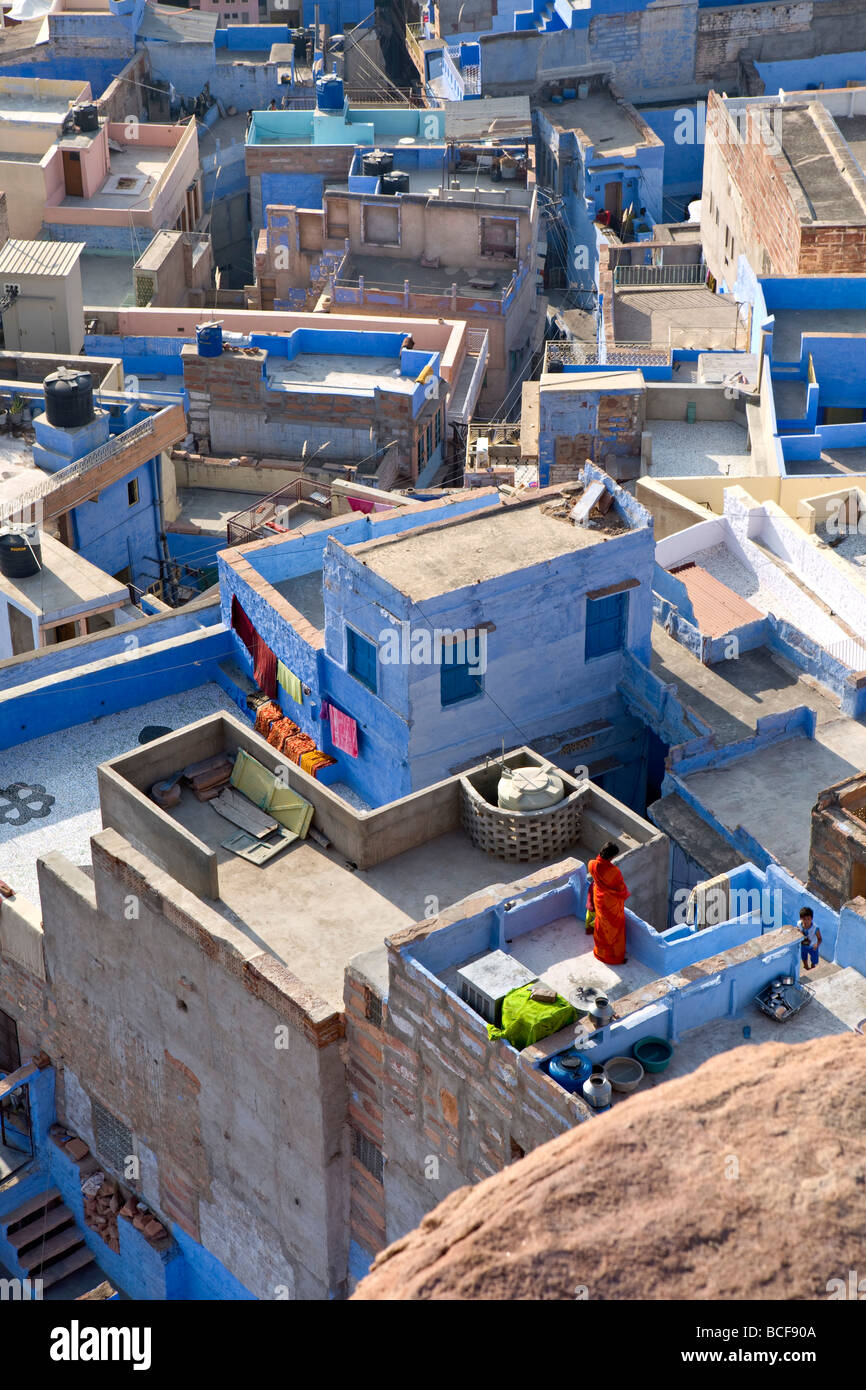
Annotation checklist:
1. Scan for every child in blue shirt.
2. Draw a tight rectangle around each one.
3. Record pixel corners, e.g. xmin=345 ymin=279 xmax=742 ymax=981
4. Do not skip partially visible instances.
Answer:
xmin=799 ymin=907 xmax=822 ymax=971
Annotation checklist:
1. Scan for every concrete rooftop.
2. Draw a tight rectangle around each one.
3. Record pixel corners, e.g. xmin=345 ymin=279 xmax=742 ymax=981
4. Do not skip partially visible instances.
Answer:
xmin=60 ymin=142 xmax=174 ymax=210
xmin=766 ymin=103 xmax=866 ymax=224
xmin=357 ymin=496 xmax=618 ymax=601
xmin=614 ymin=286 xmax=739 ymax=347
xmin=266 ymin=353 xmax=416 ymax=395
xmin=770 ymin=307 xmax=866 ymax=362
xmin=535 ymin=91 xmax=653 ymax=154
xmin=646 ymin=420 xmax=752 ymax=477
xmin=0 ymin=684 xmax=237 ymax=910
xmin=0 ymin=532 xmax=127 ymax=621
xmin=340 ymin=253 xmax=514 ymax=299
xmin=169 ymin=794 xmax=578 ymax=1010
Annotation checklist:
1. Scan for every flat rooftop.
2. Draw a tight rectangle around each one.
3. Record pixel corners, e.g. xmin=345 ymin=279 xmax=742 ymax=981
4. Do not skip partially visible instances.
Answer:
xmin=340 ymin=252 xmax=514 ymax=300
xmin=680 ymin=717 xmax=866 ymax=882
xmin=614 ymin=286 xmax=739 ymax=347
xmin=79 ymin=251 xmax=136 ymax=308
xmin=535 ymin=91 xmax=652 ymax=154
xmin=357 ymin=494 xmax=627 ymax=601
xmin=0 ymin=80 xmax=88 ymax=125
xmin=646 ymin=420 xmax=752 ymax=477
xmin=272 ymin=572 xmax=326 ymax=630
xmin=342 ymin=168 xmax=532 ymax=203
xmin=769 ymin=104 xmax=866 ymax=223
xmin=0 ymin=532 xmax=127 ymax=621
xmin=265 ymin=353 xmax=416 ymax=395
xmin=836 ymin=115 xmax=866 ymax=180
xmin=59 ymin=142 xmax=174 ymax=211
xmin=770 ymin=307 xmax=866 ymax=362
xmin=168 ymin=797 xmax=579 ymax=1010
xmin=651 ymin=623 xmax=846 ymax=745
xmin=0 ymin=683 xmax=237 ymax=910
xmin=175 ymin=488 xmax=264 ymax=535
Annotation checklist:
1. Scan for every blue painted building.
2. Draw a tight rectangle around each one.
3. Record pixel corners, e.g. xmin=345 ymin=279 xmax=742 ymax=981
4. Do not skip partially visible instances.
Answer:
xmin=246 ymin=81 xmax=446 ymax=228
xmin=218 ymin=465 xmax=656 ymax=808
xmin=752 ymin=276 xmax=866 ymax=477
xmin=533 ymin=87 xmax=664 ymax=293
xmin=0 ymin=1059 xmax=255 ymax=1298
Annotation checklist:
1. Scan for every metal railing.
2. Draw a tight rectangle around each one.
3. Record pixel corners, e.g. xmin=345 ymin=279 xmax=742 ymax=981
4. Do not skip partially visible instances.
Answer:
xmin=613 ymin=261 xmax=707 ymax=288
xmin=0 ymin=416 xmax=156 ymax=524
xmin=450 ymin=329 xmax=489 ymax=425
xmin=545 ymin=340 xmax=670 ymax=369
xmin=227 ymin=477 xmax=333 ymax=547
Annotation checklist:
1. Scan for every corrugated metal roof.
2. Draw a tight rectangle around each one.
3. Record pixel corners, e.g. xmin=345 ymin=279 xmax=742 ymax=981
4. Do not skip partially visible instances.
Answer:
xmin=138 ymin=2 xmax=218 ymax=44
xmin=0 ymin=239 xmax=84 ymax=278
xmin=669 ymin=563 xmax=763 ymax=639
xmin=443 ymin=96 xmax=532 ymax=142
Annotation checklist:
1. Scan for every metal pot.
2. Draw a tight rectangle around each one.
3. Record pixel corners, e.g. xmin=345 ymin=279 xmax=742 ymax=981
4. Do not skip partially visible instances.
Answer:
xmin=588 ymin=994 xmax=614 ymax=1028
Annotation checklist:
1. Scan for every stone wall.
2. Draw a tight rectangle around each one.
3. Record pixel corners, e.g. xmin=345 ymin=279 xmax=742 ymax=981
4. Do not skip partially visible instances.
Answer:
xmin=29 ymin=828 xmax=350 ymax=1300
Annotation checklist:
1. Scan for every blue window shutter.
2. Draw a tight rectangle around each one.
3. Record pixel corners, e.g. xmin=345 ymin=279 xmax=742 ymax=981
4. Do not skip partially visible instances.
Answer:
xmin=347 ymin=628 xmax=377 ymax=692
xmin=585 ymin=592 xmax=628 ymax=660
xmin=440 ymin=636 xmax=484 ymax=706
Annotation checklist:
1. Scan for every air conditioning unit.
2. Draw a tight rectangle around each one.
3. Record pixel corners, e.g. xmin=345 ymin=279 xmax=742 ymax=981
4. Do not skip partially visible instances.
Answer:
xmin=457 ymin=950 xmax=536 ymax=1026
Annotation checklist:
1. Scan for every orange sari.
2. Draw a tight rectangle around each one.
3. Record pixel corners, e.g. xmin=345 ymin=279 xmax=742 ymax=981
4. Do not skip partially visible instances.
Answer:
xmin=588 ymin=856 xmax=630 ymax=965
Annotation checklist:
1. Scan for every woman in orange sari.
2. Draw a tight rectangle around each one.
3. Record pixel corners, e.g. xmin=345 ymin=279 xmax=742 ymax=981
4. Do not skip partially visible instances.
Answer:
xmin=588 ymin=841 xmax=630 ymax=966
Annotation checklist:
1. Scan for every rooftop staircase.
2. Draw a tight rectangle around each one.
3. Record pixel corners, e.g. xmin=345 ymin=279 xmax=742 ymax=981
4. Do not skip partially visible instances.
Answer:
xmin=1 ymin=1186 xmax=95 ymax=1291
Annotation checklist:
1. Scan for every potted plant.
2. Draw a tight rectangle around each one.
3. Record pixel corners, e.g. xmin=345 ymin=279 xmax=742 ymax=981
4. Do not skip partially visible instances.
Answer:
xmin=8 ymin=395 xmax=26 ymax=430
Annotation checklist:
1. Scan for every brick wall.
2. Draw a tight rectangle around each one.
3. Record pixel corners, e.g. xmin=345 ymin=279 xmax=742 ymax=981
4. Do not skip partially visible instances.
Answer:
xmin=343 ymin=962 xmax=387 ymax=1286
xmin=702 ymin=92 xmax=803 ymax=286
xmin=376 ymin=866 xmax=591 ymax=1251
xmin=182 ymin=342 xmax=437 ymax=478
xmin=32 ymin=830 xmax=350 ymax=1300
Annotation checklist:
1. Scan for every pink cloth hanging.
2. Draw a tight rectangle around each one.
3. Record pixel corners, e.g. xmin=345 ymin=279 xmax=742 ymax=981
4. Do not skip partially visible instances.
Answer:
xmin=348 ymin=496 xmax=375 ymax=514
xmin=329 ymin=704 xmax=358 ymax=758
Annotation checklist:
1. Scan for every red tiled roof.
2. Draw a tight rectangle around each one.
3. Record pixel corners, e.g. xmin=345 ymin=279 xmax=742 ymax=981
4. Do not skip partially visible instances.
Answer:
xmin=669 ymin=562 xmax=763 ymax=638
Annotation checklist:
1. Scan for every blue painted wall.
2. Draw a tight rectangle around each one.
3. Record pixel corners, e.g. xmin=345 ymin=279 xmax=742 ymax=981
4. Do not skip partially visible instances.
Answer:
xmin=0 ymin=627 xmax=231 ymax=751
xmin=69 ymin=456 xmax=162 ymax=591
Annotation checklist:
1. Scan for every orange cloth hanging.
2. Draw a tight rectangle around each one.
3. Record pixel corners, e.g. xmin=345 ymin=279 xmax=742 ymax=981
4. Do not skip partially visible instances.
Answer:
xmin=588 ymin=856 xmax=630 ymax=966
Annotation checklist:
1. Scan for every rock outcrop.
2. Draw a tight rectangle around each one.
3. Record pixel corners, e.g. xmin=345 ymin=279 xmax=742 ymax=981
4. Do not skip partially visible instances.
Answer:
xmin=354 ymin=1034 xmax=865 ymax=1300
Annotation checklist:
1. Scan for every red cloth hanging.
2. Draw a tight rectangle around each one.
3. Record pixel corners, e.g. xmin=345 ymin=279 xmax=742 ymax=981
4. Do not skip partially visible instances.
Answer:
xmin=254 ymin=640 xmax=278 ymax=700
xmin=231 ymin=595 xmax=257 ymax=657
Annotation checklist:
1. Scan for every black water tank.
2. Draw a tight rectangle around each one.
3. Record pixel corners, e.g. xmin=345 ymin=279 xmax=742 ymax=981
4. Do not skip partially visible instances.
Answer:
xmin=0 ymin=527 xmax=42 ymax=579
xmin=380 ymin=171 xmax=409 ymax=195
xmin=43 ymin=368 xmax=94 ymax=429
xmin=290 ymin=27 xmax=307 ymax=53
xmin=74 ymin=104 xmax=99 ymax=133
xmin=362 ymin=149 xmax=393 ymax=178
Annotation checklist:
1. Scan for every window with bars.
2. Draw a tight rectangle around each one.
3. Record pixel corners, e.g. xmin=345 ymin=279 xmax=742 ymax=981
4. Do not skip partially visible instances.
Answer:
xmin=91 ymin=1098 xmax=133 ymax=1176
xmin=435 ymin=408 xmax=442 ymax=446
xmin=352 ymin=1128 xmax=384 ymax=1183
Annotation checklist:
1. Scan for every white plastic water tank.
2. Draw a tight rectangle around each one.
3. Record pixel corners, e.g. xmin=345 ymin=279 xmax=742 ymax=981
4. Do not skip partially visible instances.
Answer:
xmin=497 ymin=765 xmax=565 ymax=812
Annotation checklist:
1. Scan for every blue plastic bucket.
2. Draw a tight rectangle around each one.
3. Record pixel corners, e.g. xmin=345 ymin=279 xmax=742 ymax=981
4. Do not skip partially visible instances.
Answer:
xmin=196 ymin=322 xmax=223 ymax=357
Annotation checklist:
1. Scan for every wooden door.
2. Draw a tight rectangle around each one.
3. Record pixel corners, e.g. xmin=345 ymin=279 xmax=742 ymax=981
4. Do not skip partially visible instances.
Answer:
xmin=63 ymin=149 xmax=84 ymax=197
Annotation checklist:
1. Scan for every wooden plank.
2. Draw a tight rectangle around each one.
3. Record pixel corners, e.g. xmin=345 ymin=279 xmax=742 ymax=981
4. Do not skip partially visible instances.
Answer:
xmin=42 ymin=404 xmax=186 ymax=522
xmin=212 ymin=788 xmax=278 ymax=839
xmin=221 ymin=828 xmax=297 ymax=865
xmin=183 ymin=752 xmax=234 ymax=781
xmin=2 ymin=1187 xmax=62 ymax=1229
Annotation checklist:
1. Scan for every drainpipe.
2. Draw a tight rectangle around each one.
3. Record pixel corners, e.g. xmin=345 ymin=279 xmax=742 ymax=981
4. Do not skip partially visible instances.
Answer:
xmin=150 ymin=448 xmax=175 ymax=605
